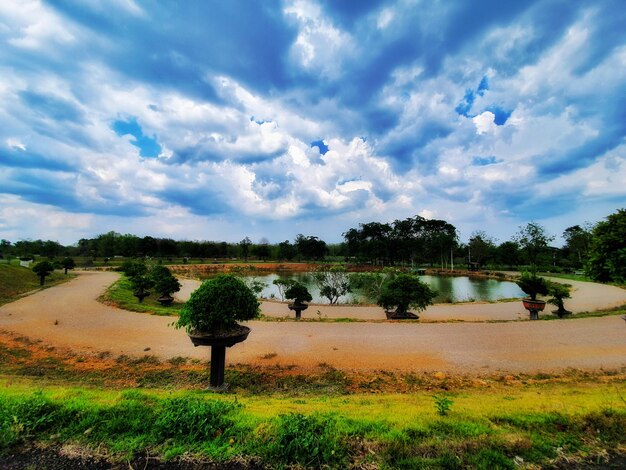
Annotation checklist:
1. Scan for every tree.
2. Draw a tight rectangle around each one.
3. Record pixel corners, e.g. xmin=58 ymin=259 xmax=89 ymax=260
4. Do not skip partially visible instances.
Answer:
xmin=61 ymin=257 xmax=75 ymax=275
xmin=377 ymin=274 xmax=436 ymax=317
xmin=273 ymin=278 xmax=296 ymax=301
xmin=284 ymin=282 xmax=312 ymax=305
xmin=239 ymin=237 xmax=252 ymax=261
xmin=150 ymin=265 xmax=181 ymax=299
xmin=295 ymin=235 xmax=327 ymax=260
xmin=513 ymin=222 xmax=554 ymax=271
xmin=496 ymin=241 xmax=520 ymax=267
xmin=467 ymin=231 xmax=497 ymax=268
xmin=562 ymin=225 xmax=592 ymax=268
xmin=313 ymin=266 xmax=350 ymax=304
xmin=32 ymin=261 xmax=55 ymax=286
xmin=277 ymin=240 xmax=296 ymax=260
xmin=586 ymin=208 xmax=626 ymax=283
xmin=547 ymin=282 xmax=572 ymax=317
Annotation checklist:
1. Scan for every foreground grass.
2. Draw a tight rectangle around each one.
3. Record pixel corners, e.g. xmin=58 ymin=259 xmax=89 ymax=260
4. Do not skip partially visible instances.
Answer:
xmin=98 ymin=275 xmax=183 ymax=316
xmin=1 ymin=378 xmax=626 ymax=468
xmin=0 ymin=264 xmax=73 ymax=306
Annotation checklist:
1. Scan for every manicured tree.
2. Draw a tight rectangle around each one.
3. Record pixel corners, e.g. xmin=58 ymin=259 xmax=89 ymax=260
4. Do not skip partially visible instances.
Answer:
xmin=150 ymin=265 xmax=181 ymax=305
xmin=547 ymin=282 xmax=572 ymax=318
xmin=121 ymin=259 xmax=148 ymax=278
xmin=130 ymin=274 xmax=154 ymax=303
xmin=175 ymin=274 xmax=259 ymax=389
xmin=377 ymin=274 xmax=436 ymax=318
xmin=515 ymin=272 xmax=549 ymax=301
xmin=284 ymin=281 xmax=313 ymax=320
xmin=32 ymin=261 xmax=55 ymax=286
xmin=61 ymin=257 xmax=75 ymax=275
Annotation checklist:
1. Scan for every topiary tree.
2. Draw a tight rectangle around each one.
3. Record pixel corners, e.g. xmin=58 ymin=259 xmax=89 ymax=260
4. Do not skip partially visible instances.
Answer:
xmin=175 ymin=274 xmax=259 ymax=334
xmin=150 ymin=265 xmax=181 ymax=305
xmin=32 ymin=261 xmax=55 ymax=286
xmin=175 ymin=274 xmax=260 ymax=389
xmin=377 ymin=274 xmax=436 ymax=319
xmin=284 ymin=282 xmax=312 ymax=305
xmin=547 ymin=282 xmax=572 ymax=318
xmin=61 ymin=257 xmax=75 ymax=275
xmin=273 ymin=278 xmax=296 ymax=301
xmin=516 ymin=272 xmax=549 ymax=300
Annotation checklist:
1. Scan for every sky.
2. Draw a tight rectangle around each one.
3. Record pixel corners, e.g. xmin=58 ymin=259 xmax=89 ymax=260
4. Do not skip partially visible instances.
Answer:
xmin=1 ymin=0 xmax=625 ymax=247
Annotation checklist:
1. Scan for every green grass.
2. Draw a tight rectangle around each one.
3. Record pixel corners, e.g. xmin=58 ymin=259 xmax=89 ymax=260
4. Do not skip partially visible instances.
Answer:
xmin=1 ymin=381 xmax=626 ymax=468
xmin=0 ymin=264 xmax=74 ymax=306
xmin=98 ymin=276 xmax=183 ymax=316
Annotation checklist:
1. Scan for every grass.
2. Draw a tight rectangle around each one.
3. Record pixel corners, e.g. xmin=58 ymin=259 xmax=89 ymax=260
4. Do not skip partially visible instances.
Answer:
xmin=1 ymin=379 xmax=626 ymax=468
xmin=0 ymin=264 xmax=74 ymax=306
xmin=98 ymin=276 xmax=183 ymax=316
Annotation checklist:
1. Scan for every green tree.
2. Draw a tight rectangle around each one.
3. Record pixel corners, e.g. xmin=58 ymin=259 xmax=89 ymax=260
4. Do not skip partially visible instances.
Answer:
xmin=586 ymin=208 xmax=626 ymax=283
xmin=61 ymin=257 xmax=75 ymax=275
xmin=284 ymin=282 xmax=312 ymax=305
xmin=513 ymin=222 xmax=554 ymax=271
xmin=468 ymin=231 xmax=497 ymax=268
xmin=239 ymin=237 xmax=252 ymax=261
xmin=313 ymin=266 xmax=350 ymax=304
xmin=377 ymin=274 xmax=436 ymax=316
xmin=32 ymin=261 xmax=55 ymax=286
xmin=150 ymin=265 xmax=181 ymax=298
xmin=563 ymin=224 xmax=592 ymax=268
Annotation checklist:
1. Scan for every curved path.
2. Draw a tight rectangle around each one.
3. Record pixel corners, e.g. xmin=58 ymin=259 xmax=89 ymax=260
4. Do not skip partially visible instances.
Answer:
xmin=1 ymin=271 xmax=625 ymax=374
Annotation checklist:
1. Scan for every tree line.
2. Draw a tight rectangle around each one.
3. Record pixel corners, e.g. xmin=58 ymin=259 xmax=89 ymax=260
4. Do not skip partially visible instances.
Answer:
xmin=0 ymin=208 xmax=623 ymax=282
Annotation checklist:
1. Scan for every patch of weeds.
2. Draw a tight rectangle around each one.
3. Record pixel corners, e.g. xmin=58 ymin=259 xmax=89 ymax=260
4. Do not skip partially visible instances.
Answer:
xmin=129 ymin=355 xmax=161 ymax=366
xmin=167 ymin=356 xmax=188 ymax=366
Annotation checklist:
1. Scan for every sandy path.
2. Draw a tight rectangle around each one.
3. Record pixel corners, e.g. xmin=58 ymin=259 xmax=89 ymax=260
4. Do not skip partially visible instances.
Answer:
xmin=1 ymin=271 xmax=625 ymax=374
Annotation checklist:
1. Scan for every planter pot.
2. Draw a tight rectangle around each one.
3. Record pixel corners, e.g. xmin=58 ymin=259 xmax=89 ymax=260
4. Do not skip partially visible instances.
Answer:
xmin=188 ymin=325 xmax=250 ymax=390
xmin=522 ymin=299 xmax=546 ymax=320
xmin=288 ymin=302 xmax=309 ymax=320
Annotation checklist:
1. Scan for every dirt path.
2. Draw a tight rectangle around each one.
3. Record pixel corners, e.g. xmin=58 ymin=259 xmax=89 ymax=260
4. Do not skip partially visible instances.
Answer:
xmin=1 ymin=271 xmax=625 ymax=374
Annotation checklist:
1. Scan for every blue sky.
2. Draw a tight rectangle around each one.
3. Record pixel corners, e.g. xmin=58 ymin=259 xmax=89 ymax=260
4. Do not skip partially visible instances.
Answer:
xmin=1 ymin=0 xmax=625 ymax=246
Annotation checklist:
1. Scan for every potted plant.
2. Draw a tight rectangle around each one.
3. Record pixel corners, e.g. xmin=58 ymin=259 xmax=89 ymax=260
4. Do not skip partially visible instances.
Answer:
xmin=516 ymin=272 xmax=549 ymax=320
xmin=150 ymin=265 xmax=181 ymax=306
xmin=284 ymin=281 xmax=312 ymax=320
xmin=174 ymin=274 xmax=259 ymax=389
xmin=547 ymin=282 xmax=572 ymax=318
xmin=377 ymin=274 xmax=436 ymax=320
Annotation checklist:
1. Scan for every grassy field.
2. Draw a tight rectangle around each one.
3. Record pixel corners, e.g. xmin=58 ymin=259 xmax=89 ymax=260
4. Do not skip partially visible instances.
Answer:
xmin=0 ymin=263 xmax=74 ymax=306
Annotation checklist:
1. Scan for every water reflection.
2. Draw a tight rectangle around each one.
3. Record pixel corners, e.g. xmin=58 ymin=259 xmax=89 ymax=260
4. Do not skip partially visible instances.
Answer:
xmin=224 ymin=272 xmax=525 ymax=304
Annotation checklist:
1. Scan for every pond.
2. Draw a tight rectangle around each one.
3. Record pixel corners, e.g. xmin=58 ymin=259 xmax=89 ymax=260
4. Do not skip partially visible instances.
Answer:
xmin=237 ymin=272 xmax=525 ymax=304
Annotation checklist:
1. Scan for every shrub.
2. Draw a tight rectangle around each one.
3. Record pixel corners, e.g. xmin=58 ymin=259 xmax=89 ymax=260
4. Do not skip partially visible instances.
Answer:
xmin=515 ymin=272 xmax=549 ymax=300
xmin=284 ymin=281 xmax=312 ymax=305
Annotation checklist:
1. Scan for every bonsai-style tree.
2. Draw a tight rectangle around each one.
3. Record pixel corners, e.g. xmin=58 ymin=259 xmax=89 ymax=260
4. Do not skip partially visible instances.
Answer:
xmin=548 ymin=282 xmax=572 ymax=318
xmin=150 ymin=265 xmax=181 ymax=305
xmin=273 ymin=278 xmax=296 ymax=300
xmin=130 ymin=274 xmax=154 ymax=303
xmin=121 ymin=259 xmax=148 ymax=278
xmin=516 ymin=272 xmax=549 ymax=300
xmin=284 ymin=281 xmax=312 ymax=320
xmin=378 ymin=274 xmax=436 ymax=319
xmin=32 ymin=261 xmax=55 ymax=286
xmin=175 ymin=275 xmax=260 ymax=389
xmin=175 ymin=274 xmax=259 ymax=334
xmin=284 ymin=282 xmax=312 ymax=305
xmin=61 ymin=257 xmax=75 ymax=275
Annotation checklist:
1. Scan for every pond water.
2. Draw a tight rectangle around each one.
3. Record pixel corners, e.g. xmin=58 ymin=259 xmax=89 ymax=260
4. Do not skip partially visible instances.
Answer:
xmin=237 ymin=272 xmax=525 ymax=304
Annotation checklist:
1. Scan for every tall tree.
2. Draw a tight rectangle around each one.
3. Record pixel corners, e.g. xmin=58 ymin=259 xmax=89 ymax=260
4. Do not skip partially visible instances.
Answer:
xmin=513 ymin=222 xmax=554 ymax=271
xmin=562 ymin=224 xmax=592 ymax=267
xmin=586 ymin=209 xmax=626 ymax=283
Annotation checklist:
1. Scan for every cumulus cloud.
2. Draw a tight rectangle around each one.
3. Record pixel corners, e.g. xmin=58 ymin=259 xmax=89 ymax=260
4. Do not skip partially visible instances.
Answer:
xmin=0 ymin=0 xmax=625 ymax=244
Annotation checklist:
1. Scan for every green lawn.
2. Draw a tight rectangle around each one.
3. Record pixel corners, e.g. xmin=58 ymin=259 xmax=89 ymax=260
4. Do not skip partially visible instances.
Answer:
xmin=0 ymin=263 xmax=74 ymax=306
